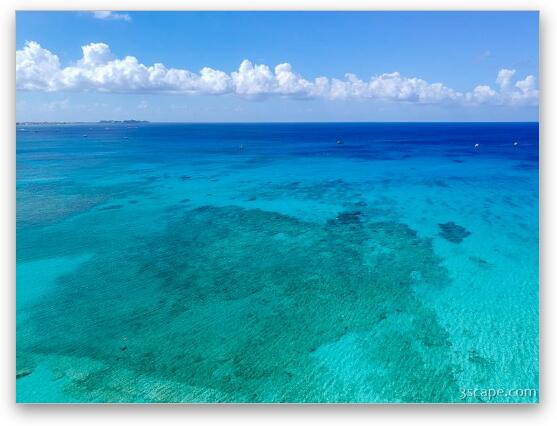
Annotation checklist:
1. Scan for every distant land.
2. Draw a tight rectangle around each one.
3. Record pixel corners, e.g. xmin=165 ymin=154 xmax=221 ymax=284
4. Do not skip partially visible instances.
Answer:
xmin=16 ymin=120 xmax=150 ymax=125
xmin=15 ymin=120 xmax=539 ymax=126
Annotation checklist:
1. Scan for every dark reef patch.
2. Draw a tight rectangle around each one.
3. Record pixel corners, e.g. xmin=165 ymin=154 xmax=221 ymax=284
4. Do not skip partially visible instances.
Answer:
xmin=240 ymin=179 xmax=356 ymax=203
xmin=16 ymin=180 xmax=143 ymax=228
xmin=98 ymin=204 xmax=124 ymax=211
xmin=329 ymin=211 xmax=363 ymax=226
xmin=18 ymin=205 xmax=459 ymax=402
xmin=503 ymin=196 xmax=519 ymax=208
xmin=16 ymin=369 xmax=32 ymax=379
xmin=512 ymin=162 xmax=537 ymax=171
xmin=438 ymin=221 xmax=471 ymax=244
xmin=468 ymin=256 xmax=493 ymax=268
xmin=423 ymin=178 xmax=449 ymax=188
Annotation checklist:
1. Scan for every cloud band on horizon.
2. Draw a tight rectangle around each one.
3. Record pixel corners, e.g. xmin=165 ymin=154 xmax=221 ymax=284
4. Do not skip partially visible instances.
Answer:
xmin=16 ymin=41 xmax=538 ymax=107
xmin=91 ymin=11 xmax=131 ymax=22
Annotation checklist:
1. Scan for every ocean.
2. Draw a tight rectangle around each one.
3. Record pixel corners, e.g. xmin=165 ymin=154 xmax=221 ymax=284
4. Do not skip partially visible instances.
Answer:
xmin=16 ymin=122 xmax=539 ymax=403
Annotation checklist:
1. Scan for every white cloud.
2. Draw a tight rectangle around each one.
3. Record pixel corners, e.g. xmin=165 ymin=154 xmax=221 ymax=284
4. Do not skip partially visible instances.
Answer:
xmin=466 ymin=71 xmax=539 ymax=106
xmin=516 ymin=75 xmax=535 ymax=93
xmin=16 ymin=41 xmax=61 ymax=91
xmin=327 ymin=72 xmax=462 ymax=103
xmin=15 ymin=41 xmax=538 ymax=107
xmin=496 ymin=68 xmax=516 ymax=90
xmin=512 ymin=75 xmax=539 ymax=105
xmin=466 ymin=85 xmax=498 ymax=104
xmin=92 ymin=11 xmax=131 ymax=22
xmin=80 ymin=42 xmax=115 ymax=66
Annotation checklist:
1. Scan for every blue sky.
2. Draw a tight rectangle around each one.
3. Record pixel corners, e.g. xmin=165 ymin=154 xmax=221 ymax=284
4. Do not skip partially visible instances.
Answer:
xmin=16 ymin=11 xmax=539 ymax=122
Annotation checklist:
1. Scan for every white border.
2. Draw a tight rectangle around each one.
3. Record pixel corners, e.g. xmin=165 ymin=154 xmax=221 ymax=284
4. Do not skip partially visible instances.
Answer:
xmin=2 ymin=1 xmax=555 ymax=424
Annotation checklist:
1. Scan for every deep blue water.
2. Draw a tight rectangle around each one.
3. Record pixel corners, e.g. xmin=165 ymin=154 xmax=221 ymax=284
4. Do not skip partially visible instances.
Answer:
xmin=17 ymin=122 xmax=539 ymax=161
xmin=16 ymin=122 xmax=539 ymax=402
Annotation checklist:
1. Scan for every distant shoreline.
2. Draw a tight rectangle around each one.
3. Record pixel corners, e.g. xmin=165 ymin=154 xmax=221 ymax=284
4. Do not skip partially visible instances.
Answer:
xmin=16 ymin=120 xmax=149 ymax=126
xmin=16 ymin=121 xmax=539 ymax=125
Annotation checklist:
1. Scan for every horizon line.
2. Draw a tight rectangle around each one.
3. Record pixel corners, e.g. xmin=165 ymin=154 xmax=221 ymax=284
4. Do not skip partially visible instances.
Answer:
xmin=16 ymin=120 xmax=540 ymax=125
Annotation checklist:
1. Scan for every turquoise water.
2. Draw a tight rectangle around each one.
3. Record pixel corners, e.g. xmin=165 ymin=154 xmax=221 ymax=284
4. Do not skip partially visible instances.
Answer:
xmin=16 ymin=123 xmax=539 ymax=403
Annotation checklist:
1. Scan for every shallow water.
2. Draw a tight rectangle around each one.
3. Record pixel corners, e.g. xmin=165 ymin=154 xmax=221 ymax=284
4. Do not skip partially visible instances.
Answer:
xmin=16 ymin=122 xmax=539 ymax=403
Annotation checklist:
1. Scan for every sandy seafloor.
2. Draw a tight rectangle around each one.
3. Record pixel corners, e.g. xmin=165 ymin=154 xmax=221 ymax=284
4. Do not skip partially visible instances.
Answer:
xmin=16 ymin=122 xmax=539 ymax=403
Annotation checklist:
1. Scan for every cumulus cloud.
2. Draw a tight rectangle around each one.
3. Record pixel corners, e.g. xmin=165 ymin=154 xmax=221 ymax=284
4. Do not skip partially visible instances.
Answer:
xmin=512 ymin=75 xmax=539 ymax=105
xmin=466 ymin=85 xmax=498 ymax=104
xmin=92 ymin=11 xmax=131 ymax=22
xmin=16 ymin=41 xmax=61 ymax=91
xmin=496 ymin=68 xmax=516 ymax=90
xmin=465 ymin=69 xmax=539 ymax=106
xmin=15 ymin=41 xmax=538 ymax=107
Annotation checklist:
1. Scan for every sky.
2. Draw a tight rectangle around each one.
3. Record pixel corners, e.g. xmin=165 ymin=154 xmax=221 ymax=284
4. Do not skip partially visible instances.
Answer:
xmin=16 ymin=11 xmax=539 ymax=122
